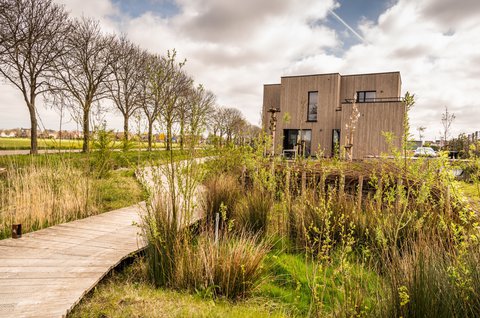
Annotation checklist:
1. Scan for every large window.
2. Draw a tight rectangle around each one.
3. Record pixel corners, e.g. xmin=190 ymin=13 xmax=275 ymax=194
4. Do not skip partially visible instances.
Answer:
xmin=283 ymin=129 xmax=312 ymax=157
xmin=357 ymin=91 xmax=376 ymax=103
xmin=307 ymin=91 xmax=318 ymax=121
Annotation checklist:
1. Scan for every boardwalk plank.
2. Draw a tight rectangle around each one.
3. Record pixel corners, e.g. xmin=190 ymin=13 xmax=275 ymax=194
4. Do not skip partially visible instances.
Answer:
xmin=0 ymin=204 xmax=145 ymax=318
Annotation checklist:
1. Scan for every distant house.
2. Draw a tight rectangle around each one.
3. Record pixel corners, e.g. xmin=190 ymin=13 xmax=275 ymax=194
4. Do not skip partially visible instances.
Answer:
xmin=39 ymin=129 xmax=59 ymax=139
xmin=0 ymin=129 xmax=15 ymax=138
xmin=262 ymin=71 xmax=405 ymax=159
xmin=19 ymin=128 xmax=31 ymax=138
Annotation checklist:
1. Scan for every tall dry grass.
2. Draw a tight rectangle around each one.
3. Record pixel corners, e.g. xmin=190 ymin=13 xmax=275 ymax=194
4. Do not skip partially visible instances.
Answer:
xmin=142 ymin=168 xmax=270 ymax=300
xmin=234 ymin=188 xmax=273 ymax=236
xmin=176 ymin=230 xmax=270 ymax=299
xmin=0 ymin=161 xmax=98 ymax=238
xmin=202 ymin=173 xmax=240 ymax=225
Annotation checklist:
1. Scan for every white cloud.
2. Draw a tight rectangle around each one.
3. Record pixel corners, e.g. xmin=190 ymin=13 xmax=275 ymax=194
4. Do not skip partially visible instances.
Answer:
xmin=56 ymin=0 xmax=120 ymax=33
xmin=338 ymin=0 xmax=480 ymax=139
xmin=1 ymin=0 xmax=479 ymax=140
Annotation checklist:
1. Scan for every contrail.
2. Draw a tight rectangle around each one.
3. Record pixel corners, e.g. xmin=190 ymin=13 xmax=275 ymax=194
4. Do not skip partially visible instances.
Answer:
xmin=328 ymin=9 xmax=367 ymax=44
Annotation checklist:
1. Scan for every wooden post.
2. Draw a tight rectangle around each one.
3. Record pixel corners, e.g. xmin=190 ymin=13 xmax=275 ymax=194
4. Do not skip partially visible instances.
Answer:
xmin=357 ymin=175 xmax=364 ymax=208
xmin=319 ymin=172 xmax=326 ymax=199
xmin=339 ymin=174 xmax=345 ymax=202
xmin=285 ymin=168 xmax=291 ymax=197
xmin=301 ymin=170 xmax=307 ymax=195
xmin=376 ymin=178 xmax=383 ymax=211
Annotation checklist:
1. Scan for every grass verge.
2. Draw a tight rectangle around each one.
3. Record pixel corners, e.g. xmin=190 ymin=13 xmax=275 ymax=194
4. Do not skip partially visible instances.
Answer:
xmin=69 ymin=256 xmax=290 ymax=318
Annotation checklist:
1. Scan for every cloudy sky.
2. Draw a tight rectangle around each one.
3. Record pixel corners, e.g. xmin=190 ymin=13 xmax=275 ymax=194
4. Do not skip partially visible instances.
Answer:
xmin=1 ymin=0 xmax=479 ymax=140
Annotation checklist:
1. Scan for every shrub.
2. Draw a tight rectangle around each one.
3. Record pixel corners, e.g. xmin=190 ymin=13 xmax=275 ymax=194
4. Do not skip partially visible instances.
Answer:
xmin=91 ymin=125 xmax=115 ymax=178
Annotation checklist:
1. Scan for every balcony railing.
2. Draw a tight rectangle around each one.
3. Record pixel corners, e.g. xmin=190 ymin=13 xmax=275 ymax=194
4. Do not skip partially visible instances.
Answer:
xmin=342 ymin=97 xmax=404 ymax=104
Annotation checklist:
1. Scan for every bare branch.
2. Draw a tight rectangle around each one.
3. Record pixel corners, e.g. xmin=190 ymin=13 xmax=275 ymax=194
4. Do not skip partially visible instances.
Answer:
xmin=0 ymin=0 xmax=70 ymax=153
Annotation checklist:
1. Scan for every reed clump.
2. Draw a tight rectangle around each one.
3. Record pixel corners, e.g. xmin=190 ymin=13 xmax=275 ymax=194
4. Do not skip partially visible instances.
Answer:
xmin=0 ymin=160 xmax=98 ymax=239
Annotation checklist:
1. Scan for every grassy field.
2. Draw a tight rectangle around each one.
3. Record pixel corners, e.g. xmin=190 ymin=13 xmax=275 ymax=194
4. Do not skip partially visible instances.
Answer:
xmin=0 ymin=148 xmax=204 ymax=239
xmin=0 ymin=148 xmax=198 ymax=169
xmin=0 ymin=137 xmax=169 ymax=150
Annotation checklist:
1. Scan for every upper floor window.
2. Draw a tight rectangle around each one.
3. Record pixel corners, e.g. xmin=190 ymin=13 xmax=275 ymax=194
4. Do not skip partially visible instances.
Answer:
xmin=307 ymin=91 xmax=318 ymax=121
xmin=357 ymin=91 xmax=376 ymax=103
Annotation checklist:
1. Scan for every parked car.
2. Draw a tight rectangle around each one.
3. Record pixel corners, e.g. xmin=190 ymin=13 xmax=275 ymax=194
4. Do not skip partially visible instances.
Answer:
xmin=413 ymin=147 xmax=437 ymax=157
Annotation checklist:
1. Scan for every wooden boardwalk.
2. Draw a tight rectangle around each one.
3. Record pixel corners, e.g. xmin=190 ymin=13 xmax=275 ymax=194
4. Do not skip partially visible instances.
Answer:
xmin=0 ymin=204 xmax=145 ymax=318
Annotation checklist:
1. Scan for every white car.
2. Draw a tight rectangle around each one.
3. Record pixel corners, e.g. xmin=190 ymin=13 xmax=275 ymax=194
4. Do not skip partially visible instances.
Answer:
xmin=413 ymin=147 xmax=437 ymax=157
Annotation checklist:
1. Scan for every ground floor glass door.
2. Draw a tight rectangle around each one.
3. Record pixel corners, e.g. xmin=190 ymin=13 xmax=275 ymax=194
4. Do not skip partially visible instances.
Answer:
xmin=283 ymin=129 xmax=312 ymax=157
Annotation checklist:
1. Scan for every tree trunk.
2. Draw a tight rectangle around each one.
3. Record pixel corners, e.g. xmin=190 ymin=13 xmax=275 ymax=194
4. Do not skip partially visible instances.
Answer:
xmin=147 ymin=119 xmax=153 ymax=151
xmin=82 ymin=107 xmax=90 ymax=153
xmin=179 ymin=117 xmax=184 ymax=151
xmin=123 ymin=114 xmax=129 ymax=144
xmin=166 ymin=126 xmax=171 ymax=151
xmin=28 ymin=104 xmax=38 ymax=155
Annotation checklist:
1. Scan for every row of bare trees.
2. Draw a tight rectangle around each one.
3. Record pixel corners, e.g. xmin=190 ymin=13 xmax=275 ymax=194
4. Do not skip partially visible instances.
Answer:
xmin=0 ymin=0 xmax=258 ymax=154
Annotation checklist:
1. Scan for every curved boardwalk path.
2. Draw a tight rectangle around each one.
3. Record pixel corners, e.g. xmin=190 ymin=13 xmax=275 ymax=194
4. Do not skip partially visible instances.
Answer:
xmin=0 ymin=204 xmax=145 ymax=318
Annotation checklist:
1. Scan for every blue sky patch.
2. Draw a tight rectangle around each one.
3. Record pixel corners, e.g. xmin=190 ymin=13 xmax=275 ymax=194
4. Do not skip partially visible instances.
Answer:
xmin=112 ymin=0 xmax=179 ymax=18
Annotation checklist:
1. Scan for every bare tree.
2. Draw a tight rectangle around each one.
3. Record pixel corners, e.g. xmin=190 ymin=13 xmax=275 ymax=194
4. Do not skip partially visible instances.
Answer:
xmin=50 ymin=17 xmax=115 ymax=152
xmin=0 ymin=0 xmax=70 ymax=154
xmin=158 ymin=50 xmax=192 ymax=151
xmin=176 ymin=87 xmax=190 ymax=150
xmin=209 ymin=106 xmax=226 ymax=145
xmin=441 ymin=106 xmax=455 ymax=149
xmin=185 ymin=84 xmax=215 ymax=147
xmin=107 ymin=36 xmax=144 ymax=146
xmin=139 ymin=53 xmax=157 ymax=151
xmin=223 ymin=107 xmax=245 ymax=144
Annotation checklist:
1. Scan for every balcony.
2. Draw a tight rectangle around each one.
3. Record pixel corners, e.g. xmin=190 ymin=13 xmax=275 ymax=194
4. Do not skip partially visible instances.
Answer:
xmin=342 ymin=97 xmax=404 ymax=104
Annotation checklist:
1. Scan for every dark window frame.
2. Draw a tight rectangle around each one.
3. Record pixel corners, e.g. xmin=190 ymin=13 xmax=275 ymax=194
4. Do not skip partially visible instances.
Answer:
xmin=356 ymin=90 xmax=376 ymax=103
xmin=307 ymin=91 xmax=318 ymax=122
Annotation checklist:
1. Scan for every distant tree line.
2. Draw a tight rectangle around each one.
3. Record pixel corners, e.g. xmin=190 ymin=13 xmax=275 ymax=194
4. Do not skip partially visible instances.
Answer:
xmin=0 ymin=0 xmax=259 ymax=154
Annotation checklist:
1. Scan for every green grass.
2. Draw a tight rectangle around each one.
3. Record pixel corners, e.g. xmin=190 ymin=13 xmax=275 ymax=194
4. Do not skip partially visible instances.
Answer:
xmin=0 ymin=137 xmax=83 ymax=150
xmin=95 ymin=169 xmax=145 ymax=212
xmin=0 ymin=149 xmax=202 ymax=170
xmin=0 ymin=137 xmax=174 ymax=150
xmin=257 ymin=252 xmax=382 ymax=316
xmin=70 ymin=249 xmax=383 ymax=317
xmin=69 ymin=256 xmax=291 ymax=318
xmin=453 ymin=180 xmax=480 ymax=211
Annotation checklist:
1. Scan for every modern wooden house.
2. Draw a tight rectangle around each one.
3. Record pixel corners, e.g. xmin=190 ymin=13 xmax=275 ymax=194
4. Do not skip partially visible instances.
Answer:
xmin=262 ymin=71 xmax=405 ymax=159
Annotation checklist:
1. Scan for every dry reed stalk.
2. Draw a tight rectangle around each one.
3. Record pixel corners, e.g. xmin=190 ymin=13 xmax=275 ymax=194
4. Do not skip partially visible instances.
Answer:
xmin=0 ymin=163 xmax=98 ymax=238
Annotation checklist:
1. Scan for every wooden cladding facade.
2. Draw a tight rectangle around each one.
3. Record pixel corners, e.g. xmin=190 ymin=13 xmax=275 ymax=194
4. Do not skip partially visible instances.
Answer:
xmin=263 ymin=72 xmax=404 ymax=159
